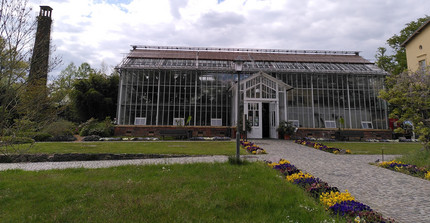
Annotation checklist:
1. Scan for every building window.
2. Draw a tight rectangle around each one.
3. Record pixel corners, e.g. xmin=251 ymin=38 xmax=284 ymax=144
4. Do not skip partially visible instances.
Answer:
xmin=134 ymin=117 xmax=146 ymax=125
xmin=211 ymin=118 xmax=222 ymax=126
xmin=289 ymin=120 xmax=300 ymax=127
xmin=324 ymin=120 xmax=336 ymax=128
xmin=173 ymin=118 xmax=184 ymax=126
xmin=247 ymin=103 xmax=259 ymax=126
xmin=419 ymin=59 xmax=426 ymax=71
xmin=361 ymin=121 xmax=373 ymax=129
xmin=244 ymin=76 xmax=276 ymax=99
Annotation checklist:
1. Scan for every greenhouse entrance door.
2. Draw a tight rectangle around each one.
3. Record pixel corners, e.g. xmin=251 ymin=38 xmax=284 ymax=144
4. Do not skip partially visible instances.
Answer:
xmin=262 ymin=102 xmax=278 ymax=138
xmin=235 ymin=71 xmax=292 ymax=139
xmin=244 ymin=101 xmax=278 ymax=139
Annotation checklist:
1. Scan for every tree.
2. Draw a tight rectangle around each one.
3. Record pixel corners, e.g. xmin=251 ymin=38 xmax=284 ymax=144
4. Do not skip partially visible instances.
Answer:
xmin=1 ymin=0 xmax=61 ymax=138
xmin=379 ymin=70 xmax=430 ymax=150
xmin=71 ymin=67 xmax=119 ymax=122
xmin=17 ymin=78 xmax=56 ymax=132
xmin=375 ymin=16 xmax=430 ymax=75
xmin=0 ymin=0 xmax=36 ymax=135
xmin=76 ymin=62 xmax=93 ymax=79
xmin=51 ymin=63 xmax=78 ymax=102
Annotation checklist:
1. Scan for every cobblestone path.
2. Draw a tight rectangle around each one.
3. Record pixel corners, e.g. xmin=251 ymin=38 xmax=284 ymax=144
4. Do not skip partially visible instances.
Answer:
xmin=253 ymin=140 xmax=430 ymax=223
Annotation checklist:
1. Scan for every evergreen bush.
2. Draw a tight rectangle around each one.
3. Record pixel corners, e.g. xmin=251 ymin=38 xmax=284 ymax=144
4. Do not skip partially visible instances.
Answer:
xmin=0 ymin=136 xmax=35 ymax=144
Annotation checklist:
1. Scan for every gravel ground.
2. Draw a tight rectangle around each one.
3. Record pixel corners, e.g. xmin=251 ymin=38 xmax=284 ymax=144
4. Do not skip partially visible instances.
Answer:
xmin=0 ymin=155 xmax=231 ymax=171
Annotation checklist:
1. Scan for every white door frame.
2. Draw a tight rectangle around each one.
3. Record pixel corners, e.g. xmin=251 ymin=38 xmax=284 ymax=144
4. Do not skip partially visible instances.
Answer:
xmin=244 ymin=100 xmax=279 ymax=139
xmin=232 ymin=71 xmax=292 ymax=139
xmin=269 ymin=101 xmax=278 ymax=139
xmin=244 ymin=101 xmax=262 ymax=138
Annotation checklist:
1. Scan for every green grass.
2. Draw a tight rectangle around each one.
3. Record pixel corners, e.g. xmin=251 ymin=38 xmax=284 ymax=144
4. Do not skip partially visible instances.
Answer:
xmin=13 ymin=141 xmax=247 ymax=156
xmin=320 ymin=142 xmax=423 ymax=155
xmin=397 ymin=148 xmax=430 ymax=169
xmin=0 ymin=162 xmax=341 ymax=222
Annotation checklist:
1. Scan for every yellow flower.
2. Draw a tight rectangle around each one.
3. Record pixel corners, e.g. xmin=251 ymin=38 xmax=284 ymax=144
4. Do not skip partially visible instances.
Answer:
xmin=267 ymin=162 xmax=277 ymax=168
xmin=425 ymin=171 xmax=430 ymax=180
xmin=378 ymin=160 xmax=402 ymax=167
xmin=320 ymin=190 xmax=355 ymax=208
xmin=354 ymin=216 xmax=361 ymax=223
xmin=268 ymin=159 xmax=290 ymax=168
xmin=286 ymin=171 xmax=313 ymax=182
xmin=279 ymin=159 xmax=290 ymax=164
xmin=394 ymin=166 xmax=399 ymax=171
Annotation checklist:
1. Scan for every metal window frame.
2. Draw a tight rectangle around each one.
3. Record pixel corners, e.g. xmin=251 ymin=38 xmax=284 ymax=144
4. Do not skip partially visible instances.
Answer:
xmin=324 ymin=120 xmax=337 ymax=128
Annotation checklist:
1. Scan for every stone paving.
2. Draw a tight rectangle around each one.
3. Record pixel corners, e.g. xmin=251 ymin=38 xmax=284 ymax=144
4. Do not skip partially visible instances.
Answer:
xmin=252 ymin=139 xmax=430 ymax=223
xmin=1 ymin=140 xmax=429 ymax=222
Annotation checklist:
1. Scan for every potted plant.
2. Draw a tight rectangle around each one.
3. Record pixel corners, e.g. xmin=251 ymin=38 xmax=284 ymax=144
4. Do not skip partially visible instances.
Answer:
xmin=239 ymin=118 xmax=252 ymax=141
xmin=277 ymin=121 xmax=296 ymax=140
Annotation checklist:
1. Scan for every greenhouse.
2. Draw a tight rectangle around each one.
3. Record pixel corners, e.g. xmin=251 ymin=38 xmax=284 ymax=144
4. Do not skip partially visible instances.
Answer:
xmin=115 ymin=46 xmax=390 ymax=139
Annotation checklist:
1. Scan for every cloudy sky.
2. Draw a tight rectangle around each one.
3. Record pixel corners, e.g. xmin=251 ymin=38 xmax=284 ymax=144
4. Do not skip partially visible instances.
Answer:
xmin=28 ymin=0 xmax=429 ymax=76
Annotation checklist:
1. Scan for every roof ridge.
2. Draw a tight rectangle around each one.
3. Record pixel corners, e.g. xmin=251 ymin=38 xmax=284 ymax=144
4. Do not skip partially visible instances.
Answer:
xmin=132 ymin=45 xmax=361 ymax=56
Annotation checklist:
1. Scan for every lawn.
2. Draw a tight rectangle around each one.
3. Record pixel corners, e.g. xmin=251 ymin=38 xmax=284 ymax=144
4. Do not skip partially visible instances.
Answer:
xmin=397 ymin=148 xmax=430 ymax=169
xmin=12 ymin=141 xmax=247 ymax=156
xmin=320 ymin=142 xmax=423 ymax=155
xmin=321 ymin=141 xmax=430 ymax=176
xmin=0 ymin=162 xmax=341 ymax=223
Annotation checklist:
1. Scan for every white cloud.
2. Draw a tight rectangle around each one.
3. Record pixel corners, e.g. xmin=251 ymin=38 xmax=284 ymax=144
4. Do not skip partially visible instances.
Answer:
xmin=27 ymin=0 xmax=430 ymax=77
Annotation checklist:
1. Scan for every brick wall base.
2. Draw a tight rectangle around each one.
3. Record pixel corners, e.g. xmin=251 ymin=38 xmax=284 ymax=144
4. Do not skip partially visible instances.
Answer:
xmin=114 ymin=126 xmax=393 ymax=140
xmin=114 ymin=125 xmax=234 ymax=138
xmin=294 ymin=128 xmax=393 ymax=140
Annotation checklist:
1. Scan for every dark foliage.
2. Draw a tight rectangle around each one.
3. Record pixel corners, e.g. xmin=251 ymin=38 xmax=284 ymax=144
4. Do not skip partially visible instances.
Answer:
xmin=72 ymin=72 xmax=118 ymax=122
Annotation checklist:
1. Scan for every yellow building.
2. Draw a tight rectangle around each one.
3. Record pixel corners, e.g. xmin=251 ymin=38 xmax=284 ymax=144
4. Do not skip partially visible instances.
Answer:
xmin=402 ymin=19 xmax=430 ymax=72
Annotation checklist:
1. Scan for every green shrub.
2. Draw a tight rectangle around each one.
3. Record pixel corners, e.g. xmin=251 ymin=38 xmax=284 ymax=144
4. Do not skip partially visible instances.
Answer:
xmin=33 ymin=133 xmax=53 ymax=142
xmin=15 ymin=132 xmax=52 ymax=142
xmin=0 ymin=136 xmax=35 ymax=144
xmin=43 ymin=120 xmax=76 ymax=138
xmin=16 ymin=131 xmax=38 ymax=138
xmin=79 ymin=118 xmax=98 ymax=136
xmin=79 ymin=117 xmax=113 ymax=137
xmin=88 ymin=127 xmax=108 ymax=137
xmin=49 ymin=135 xmax=77 ymax=142
xmin=12 ymin=119 xmax=37 ymax=132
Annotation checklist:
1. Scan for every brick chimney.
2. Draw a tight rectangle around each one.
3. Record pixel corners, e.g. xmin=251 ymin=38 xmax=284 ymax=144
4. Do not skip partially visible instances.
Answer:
xmin=29 ymin=6 xmax=53 ymax=85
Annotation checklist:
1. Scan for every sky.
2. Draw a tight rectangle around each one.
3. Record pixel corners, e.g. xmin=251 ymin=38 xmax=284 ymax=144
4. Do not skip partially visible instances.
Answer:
xmin=28 ymin=0 xmax=429 ymax=77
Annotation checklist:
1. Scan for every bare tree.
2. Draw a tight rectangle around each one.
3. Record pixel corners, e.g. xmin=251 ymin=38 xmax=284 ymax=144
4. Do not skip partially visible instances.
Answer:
xmin=1 ymin=1 xmax=62 ymax=157
xmin=0 ymin=0 xmax=36 ymax=135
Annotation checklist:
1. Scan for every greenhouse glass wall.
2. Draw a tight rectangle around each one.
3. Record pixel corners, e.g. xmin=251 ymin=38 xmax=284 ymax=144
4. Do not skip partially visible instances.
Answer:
xmin=117 ymin=69 xmax=233 ymax=126
xmin=115 ymin=46 xmax=389 ymax=139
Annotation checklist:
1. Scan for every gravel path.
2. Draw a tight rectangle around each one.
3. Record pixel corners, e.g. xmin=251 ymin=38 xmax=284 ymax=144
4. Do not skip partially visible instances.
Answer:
xmin=252 ymin=140 xmax=430 ymax=223
xmin=1 ymin=140 xmax=429 ymax=222
xmin=0 ymin=156 xmax=231 ymax=171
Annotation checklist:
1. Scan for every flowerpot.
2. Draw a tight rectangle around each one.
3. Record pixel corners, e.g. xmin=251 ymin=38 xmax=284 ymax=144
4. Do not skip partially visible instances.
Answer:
xmin=284 ymin=135 xmax=291 ymax=140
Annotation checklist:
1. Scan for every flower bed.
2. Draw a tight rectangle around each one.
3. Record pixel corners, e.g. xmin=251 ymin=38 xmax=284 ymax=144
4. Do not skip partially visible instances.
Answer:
xmin=240 ymin=140 xmax=267 ymax=154
xmin=267 ymin=159 xmax=394 ymax=222
xmin=377 ymin=160 xmax=430 ymax=181
xmin=295 ymin=139 xmax=351 ymax=154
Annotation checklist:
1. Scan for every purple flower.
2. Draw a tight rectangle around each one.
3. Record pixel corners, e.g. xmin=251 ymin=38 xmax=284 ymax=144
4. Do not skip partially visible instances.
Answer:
xmin=330 ymin=200 xmax=372 ymax=217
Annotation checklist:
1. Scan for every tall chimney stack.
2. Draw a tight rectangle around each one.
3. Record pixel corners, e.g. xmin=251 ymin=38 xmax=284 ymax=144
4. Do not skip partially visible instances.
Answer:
xmin=29 ymin=6 xmax=52 ymax=85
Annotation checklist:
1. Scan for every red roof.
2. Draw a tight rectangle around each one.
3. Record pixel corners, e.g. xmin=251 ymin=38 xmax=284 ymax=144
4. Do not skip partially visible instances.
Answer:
xmin=128 ymin=48 xmax=371 ymax=64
